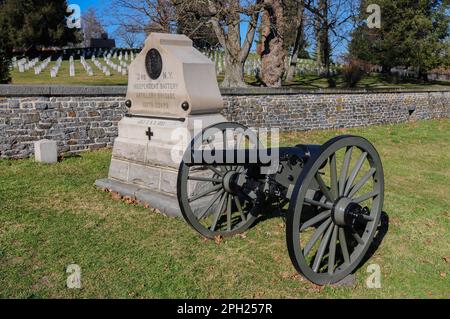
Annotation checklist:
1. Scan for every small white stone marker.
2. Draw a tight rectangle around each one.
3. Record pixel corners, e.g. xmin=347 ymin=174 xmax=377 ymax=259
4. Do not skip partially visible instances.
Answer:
xmin=34 ymin=140 xmax=58 ymax=164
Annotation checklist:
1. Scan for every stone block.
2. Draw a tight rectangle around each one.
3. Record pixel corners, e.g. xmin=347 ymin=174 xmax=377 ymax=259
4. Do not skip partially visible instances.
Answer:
xmin=128 ymin=163 xmax=161 ymax=190
xmin=112 ymin=139 xmax=146 ymax=163
xmin=160 ymin=170 xmax=178 ymax=195
xmin=34 ymin=139 xmax=58 ymax=164
xmin=108 ymin=159 xmax=129 ymax=181
xmin=21 ymin=113 xmax=40 ymax=124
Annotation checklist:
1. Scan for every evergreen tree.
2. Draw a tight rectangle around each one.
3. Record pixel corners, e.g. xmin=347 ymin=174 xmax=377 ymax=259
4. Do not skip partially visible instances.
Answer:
xmin=0 ymin=0 xmax=79 ymax=52
xmin=0 ymin=0 xmax=12 ymax=83
xmin=349 ymin=0 xmax=449 ymax=77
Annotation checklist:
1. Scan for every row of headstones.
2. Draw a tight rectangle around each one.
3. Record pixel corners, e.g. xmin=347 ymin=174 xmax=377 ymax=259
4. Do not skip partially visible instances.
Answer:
xmin=50 ymin=57 xmax=63 ymax=78
xmin=11 ymin=49 xmax=136 ymax=78
xmin=14 ymin=57 xmax=39 ymax=73
xmin=34 ymin=57 xmax=52 ymax=75
xmin=203 ymin=49 xmax=342 ymax=77
xmin=203 ymin=50 xmax=260 ymax=76
xmin=92 ymin=55 xmax=111 ymax=77
xmin=104 ymin=53 xmax=129 ymax=76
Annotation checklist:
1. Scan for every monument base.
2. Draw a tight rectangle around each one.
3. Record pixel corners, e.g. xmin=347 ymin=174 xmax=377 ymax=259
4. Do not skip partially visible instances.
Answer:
xmin=95 ymin=178 xmax=181 ymax=217
xmin=96 ymin=113 xmax=227 ymax=217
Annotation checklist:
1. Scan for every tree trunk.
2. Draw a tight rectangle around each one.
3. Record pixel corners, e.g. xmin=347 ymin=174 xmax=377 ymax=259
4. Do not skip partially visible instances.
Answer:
xmin=207 ymin=0 xmax=260 ymax=88
xmin=321 ymin=0 xmax=330 ymax=77
xmin=259 ymin=0 xmax=286 ymax=88
xmin=315 ymin=12 xmax=323 ymax=67
xmin=222 ymin=53 xmax=246 ymax=87
xmin=314 ymin=0 xmax=331 ymax=77
xmin=286 ymin=2 xmax=305 ymax=82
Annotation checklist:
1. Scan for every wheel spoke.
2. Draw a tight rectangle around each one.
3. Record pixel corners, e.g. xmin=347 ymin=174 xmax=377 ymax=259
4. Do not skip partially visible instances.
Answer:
xmin=351 ymin=229 xmax=365 ymax=245
xmin=344 ymin=152 xmax=368 ymax=196
xmin=315 ymin=174 xmax=334 ymax=202
xmin=312 ymin=223 xmax=334 ymax=273
xmin=339 ymin=147 xmax=353 ymax=196
xmin=303 ymin=218 xmax=332 ymax=256
xmin=328 ymin=225 xmax=339 ymax=275
xmin=339 ymin=227 xmax=351 ymax=264
xmin=347 ymin=168 xmax=376 ymax=198
xmin=330 ymin=153 xmax=338 ymax=199
xmin=210 ymin=193 xmax=227 ymax=231
xmin=354 ymin=191 xmax=379 ymax=204
xmin=208 ymin=166 xmax=224 ymax=177
xmin=227 ymin=195 xmax=232 ymax=231
xmin=188 ymin=176 xmax=223 ymax=183
xmin=188 ymin=184 xmax=223 ymax=203
xmin=234 ymin=196 xmax=246 ymax=222
xmin=304 ymin=198 xmax=333 ymax=210
xmin=197 ymin=190 xmax=224 ymax=220
xmin=300 ymin=210 xmax=332 ymax=232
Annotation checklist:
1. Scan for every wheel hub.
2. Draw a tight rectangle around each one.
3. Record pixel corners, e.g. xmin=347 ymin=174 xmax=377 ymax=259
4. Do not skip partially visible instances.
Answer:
xmin=332 ymin=197 xmax=364 ymax=227
xmin=222 ymin=171 xmax=239 ymax=194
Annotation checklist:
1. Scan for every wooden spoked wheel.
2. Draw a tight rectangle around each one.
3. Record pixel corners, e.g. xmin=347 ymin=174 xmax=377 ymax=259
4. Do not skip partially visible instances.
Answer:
xmin=177 ymin=122 xmax=262 ymax=239
xmin=286 ymin=136 xmax=384 ymax=285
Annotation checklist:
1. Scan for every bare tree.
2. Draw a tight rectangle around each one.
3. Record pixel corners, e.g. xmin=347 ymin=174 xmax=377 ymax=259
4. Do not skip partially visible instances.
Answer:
xmin=202 ymin=0 xmax=263 ymax=87
xmin=82 ymin=7 xmax=105 ymax=47
xmin=112 ymin=1 xmax=262 ymax=87
xmin=175 ymin=2 xmax=219 ymax=49
xmin=114 ymin=27 xmax=141 ymax=48
xmin=299 ymin=0 xmax=359 ymax=76
xmin=111 ymin=0 xmax=177 ymax=35
xmin=174 ymin=0 xmax=262 ymax=87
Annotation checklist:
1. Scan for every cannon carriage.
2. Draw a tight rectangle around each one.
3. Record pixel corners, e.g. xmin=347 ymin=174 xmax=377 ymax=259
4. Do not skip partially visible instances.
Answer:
xmin=177 ymin=122 xmax=385 ymax=285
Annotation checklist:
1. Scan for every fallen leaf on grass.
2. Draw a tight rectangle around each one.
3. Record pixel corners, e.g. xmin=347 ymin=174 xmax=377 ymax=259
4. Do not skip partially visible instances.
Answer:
xmin=443 ymin=257 xmax=450 ymax=264
xmin=111 ymin=192 xmax=122 ymax=200
xmin=123 ymin=196 xmax=137 ymax=205
xmin=214 ymin=235 xmax=223 ymax=245
xmin=440 ymin=272 xmax=446 ymax=278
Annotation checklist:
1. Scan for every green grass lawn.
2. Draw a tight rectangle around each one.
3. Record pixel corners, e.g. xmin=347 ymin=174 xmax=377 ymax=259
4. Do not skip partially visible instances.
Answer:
xmin=0 ymin=120 xmax=449 ymax=298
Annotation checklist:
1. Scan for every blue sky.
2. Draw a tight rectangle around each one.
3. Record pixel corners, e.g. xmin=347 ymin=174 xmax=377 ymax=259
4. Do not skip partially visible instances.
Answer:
xmin=72 ymin=0 xmax=106 ymax=14
xmin=70 ymin=0 xmax=348 ymax=57
xmin=69 ymin=0 xmax=113 ymax=31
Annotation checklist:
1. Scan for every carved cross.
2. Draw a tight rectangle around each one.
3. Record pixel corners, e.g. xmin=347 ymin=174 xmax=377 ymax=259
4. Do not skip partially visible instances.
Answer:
xmin=146 ymin=127 xmax=154 ymax=141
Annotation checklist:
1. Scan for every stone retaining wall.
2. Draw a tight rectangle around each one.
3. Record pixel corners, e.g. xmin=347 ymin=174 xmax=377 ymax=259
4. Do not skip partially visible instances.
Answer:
xmin=222 ymin=91 xmax=450 ymax=131
xmin=0 ymin=86 xmax=449 ymax=159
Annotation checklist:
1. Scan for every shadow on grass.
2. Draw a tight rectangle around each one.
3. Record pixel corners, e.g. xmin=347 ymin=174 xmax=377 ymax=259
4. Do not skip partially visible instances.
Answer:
xmin=357 ymin=211 xmax=390 ymax=269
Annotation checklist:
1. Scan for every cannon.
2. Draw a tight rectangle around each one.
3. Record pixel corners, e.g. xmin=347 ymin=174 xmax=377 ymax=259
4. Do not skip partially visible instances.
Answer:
xmin=177 ymin=122 xmax=385 ymax=285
